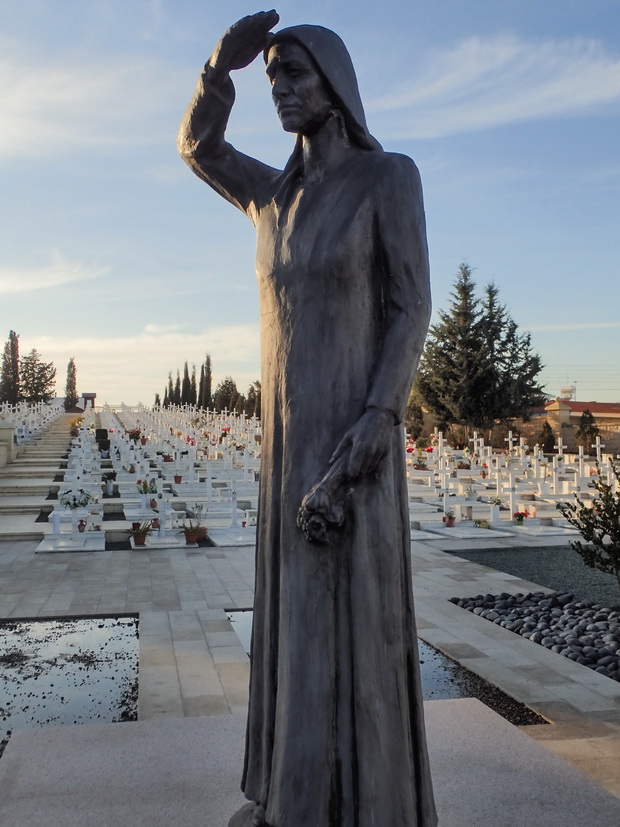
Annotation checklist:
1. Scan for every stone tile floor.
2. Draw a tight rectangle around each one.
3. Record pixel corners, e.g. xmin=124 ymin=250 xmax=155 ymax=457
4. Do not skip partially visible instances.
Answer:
xmin=1 ymin=416 xmax=620 ymax=801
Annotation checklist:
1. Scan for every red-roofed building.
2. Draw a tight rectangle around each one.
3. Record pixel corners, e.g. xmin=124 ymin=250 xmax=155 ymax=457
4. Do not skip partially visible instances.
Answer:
xmin=543 ymin=398 xmax=620 ymax=451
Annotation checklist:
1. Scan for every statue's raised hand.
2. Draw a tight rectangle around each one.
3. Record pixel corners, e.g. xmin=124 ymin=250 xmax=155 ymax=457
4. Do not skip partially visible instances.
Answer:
xmin=209 ymin=10 xmax=280 ymax=74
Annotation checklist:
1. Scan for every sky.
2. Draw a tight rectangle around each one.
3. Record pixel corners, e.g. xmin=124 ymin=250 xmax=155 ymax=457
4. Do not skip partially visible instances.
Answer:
xmin=1 ymin=0 xmax=619 ymax=405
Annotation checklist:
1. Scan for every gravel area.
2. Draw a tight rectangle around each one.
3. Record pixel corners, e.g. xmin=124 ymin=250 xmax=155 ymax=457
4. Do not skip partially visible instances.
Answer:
xmin=447 ymin=545 xmax=620 ymax=609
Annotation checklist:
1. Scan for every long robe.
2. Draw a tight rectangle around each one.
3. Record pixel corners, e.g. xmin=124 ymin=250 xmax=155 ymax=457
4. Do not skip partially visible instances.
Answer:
xmin=180 ymin=70 xmax=437 ymax=827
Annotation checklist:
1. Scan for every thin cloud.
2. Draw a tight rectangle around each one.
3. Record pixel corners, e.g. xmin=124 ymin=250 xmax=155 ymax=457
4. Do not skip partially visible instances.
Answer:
xmin=0 ymin=251 xmax=105 ymax=295
xmin=31 ymin=324 xmax=261 ymax=403
xmin=527 ymin=321 xmax=620 ymax=332
xmin=367 ymin=34 xmax=620 ymax=138
xmin=143 ymin=323 xmax=182 ymax=334
xmin=0 ymin=40 xmax=182 ymax=159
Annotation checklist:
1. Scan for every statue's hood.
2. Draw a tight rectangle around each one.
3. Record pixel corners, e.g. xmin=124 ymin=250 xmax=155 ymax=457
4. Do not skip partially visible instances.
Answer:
xmin=265 ymin=24 xmax=382 ymax=152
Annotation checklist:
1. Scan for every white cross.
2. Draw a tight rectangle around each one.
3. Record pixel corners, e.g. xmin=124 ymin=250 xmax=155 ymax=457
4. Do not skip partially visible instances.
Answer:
xmin=592 ymin=436 xmax=606 ymax=463
xmin=554 ymin=436 xmax=567 ymax=457
xmin=504 ymin=431 xmax=516 ymax=451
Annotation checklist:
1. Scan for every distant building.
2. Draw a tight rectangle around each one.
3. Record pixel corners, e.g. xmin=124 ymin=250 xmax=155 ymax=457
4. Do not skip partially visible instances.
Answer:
xmin=543 ymin=398 xmax=620 ymax=452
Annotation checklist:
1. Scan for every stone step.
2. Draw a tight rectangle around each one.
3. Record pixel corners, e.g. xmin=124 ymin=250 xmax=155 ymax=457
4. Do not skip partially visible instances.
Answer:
xmin=0 ymin=482 xmax=57 ymax=497
xmin=0 ymin=467 xmax=61 ymax=479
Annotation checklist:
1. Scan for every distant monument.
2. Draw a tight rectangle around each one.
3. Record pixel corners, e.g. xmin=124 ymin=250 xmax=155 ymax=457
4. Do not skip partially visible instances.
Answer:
xmin=179 ymin=11 xmax=437 ymax=826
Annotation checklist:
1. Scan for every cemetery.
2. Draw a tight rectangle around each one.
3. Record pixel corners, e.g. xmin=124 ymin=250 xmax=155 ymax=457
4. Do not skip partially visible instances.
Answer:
xmin=1 ymin=403 xmax=620 ymax=824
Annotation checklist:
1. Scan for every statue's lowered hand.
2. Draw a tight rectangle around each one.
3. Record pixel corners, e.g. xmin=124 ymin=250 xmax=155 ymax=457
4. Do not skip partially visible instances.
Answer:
xmin=297 ymin=455 xmax=348 ymax=545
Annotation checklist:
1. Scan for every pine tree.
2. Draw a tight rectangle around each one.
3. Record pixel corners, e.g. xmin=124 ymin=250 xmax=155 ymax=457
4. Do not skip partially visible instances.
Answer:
xmin=245 ymin=385 xmax=257 ymax=418
xmin=174 ymin=370 xmax=181 ymax=406
xmin=20 ymin=349 xmax=56 ymax=403
xmin=575 ymin=409 xmax=600 ymax=451
xmin=212 ymin=376 xmax=238 ymax=412
xmin=538 ymin=421 xmax=555 ymax=453
xmin=63 ymin=357 xmax=78 ymax=410
xmin=163 ymin=387 xmax=169 ymax=408
xmin=154 ymin=392 xmax=161 ymax=407
xmin=415 ymin=264 xmax=491 ymax=432
xmin=404 ymin=388 xmax=425 ymax=439
xmin=0 ymin=330 xmax=20 ymax=405
xmin=481 ymin=283 xmax=545 ymax=423
xmin=251 ymin=379 xmax=261 ymax=419
xmin=416 ymin=264 xmax=544 ymax=437
xmin=166 ymin=373 xmax=174 ymax=407
xmin=561 ymin=462 xmax=620 ymax=597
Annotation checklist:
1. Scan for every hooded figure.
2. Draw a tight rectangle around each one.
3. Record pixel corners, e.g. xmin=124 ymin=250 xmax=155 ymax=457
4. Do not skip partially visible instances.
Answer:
xmin=179 ymin=14 xmax=437 ymax=827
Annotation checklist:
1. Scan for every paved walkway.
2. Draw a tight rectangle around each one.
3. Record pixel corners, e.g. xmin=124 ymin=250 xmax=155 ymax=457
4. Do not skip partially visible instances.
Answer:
xmin=1 ymin=416 xmax=620 ymax=805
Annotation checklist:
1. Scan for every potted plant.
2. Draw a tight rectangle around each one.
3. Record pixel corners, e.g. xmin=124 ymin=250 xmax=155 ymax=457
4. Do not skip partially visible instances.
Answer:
xmin=179 ymin=517 xmax=201 ymax=544
xmin=136 ymin=478 xmax=158 ymax=508
xmin=128 ymin=521 xmax=152 ymax=547
xmin=191 ymin=504 xmax=208 ymax=540
xmin=127 ymin=427 xmax=141 ymax=443
xmin=173 ymin=474 xmax=183 ymax=485
xmin=443 ymin=509 xmax=455 ymax=528
xmin=513 ymin=510 xmax=529 ymax=525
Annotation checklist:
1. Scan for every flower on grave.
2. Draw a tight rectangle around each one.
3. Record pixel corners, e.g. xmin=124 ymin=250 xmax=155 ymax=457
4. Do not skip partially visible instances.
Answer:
xmin=443 ymin=509 xmax=455 ymax=522
xmin=513 ymin=511 xmax=529 ymax=522
xmin=59 ymin=488 xmax=93 ymax=509
xmin=489 ymin=497 xmax=503 ymax=506
xmin=424 ymin=446 xmax=434 ymax=453
xmin=136 ymin=478 xmax=158 ymax=494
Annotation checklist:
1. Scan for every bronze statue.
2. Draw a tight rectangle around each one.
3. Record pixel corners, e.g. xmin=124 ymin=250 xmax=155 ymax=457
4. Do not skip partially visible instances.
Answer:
xmin=179 ymin=10 xmax=437 ymax=826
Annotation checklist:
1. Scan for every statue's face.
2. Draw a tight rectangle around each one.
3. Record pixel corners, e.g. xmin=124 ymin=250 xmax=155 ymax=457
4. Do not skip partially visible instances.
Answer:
xmin=266 ymin=41 xmax=333 ymax=135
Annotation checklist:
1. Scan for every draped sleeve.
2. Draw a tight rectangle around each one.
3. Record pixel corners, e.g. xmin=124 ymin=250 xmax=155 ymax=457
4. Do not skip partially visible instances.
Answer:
xmin=366 ymin=153 xmax=431 ymax=421
xmin=177 ymin=68 xmax=282 ymax=225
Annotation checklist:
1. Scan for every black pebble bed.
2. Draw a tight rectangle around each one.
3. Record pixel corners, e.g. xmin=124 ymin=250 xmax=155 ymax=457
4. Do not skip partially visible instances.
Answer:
xmin=447 ymin=546 xmax=620 ymax=682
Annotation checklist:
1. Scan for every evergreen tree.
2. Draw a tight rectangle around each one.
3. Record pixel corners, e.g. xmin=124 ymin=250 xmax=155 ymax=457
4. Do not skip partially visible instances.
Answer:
xmin=481 ymin=283 xmax=545 ymax=423
xmin=415 ymin=264 xmax=490 ymax=431
xmin=189 ymin=364 xmax=197 ymax=406
xmin=63 ymin=357 xmax=78 ymax=410
xmin=173 ymin=370 xmax=181 ymax=405
xmin=0 ymin=330 xmax=20 ymax=405
xmin=561 ymin=462 xmax=620 ymax=597
xmin=181 ymin=362 xmax=191 ymax=405
xmin=538 ymin=421 xmax=555 ymax=453
xmin=202 ymin=354 xmax=212 ymax=409
xmin=154 ymin=392 xmax=161 ymax=407
xmin=251 ymin=379 xmax=261 ymax=419
xmin=166 ymin=373 xmax=174 ymax=407
xmin=416 ymin=264 xmax=544 ymax=436
xmin=20 ymin=349 xmax=56 ymax=403
xmin=212 ymin=376 xmax=238 ymax=412
xmin=575 ymin=409 xmax=600 ymax=451
xmin=163 ymin=386 xmax=169 ymax=408
xmin=198 ymin=364 xmax=206 ymax=409
xmin=245 ymin=385 xmax=257 ymax=418
xmin=404 ymin=388 xmax=425 ymax=439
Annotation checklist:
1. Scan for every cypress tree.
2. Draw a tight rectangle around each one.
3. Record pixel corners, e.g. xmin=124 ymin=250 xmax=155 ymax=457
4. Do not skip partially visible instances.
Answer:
xmin=64 ymin=357 xmax=78 ymax=410
xmin=189 ymin=364 xmax=197 ymax=406
xmin=174 ymin=370 xmax=181 ymax=405
xmin=0 ymin=330 xmax=20 ymax=405
xmin=203 ymin=354 xmax=212 ymax=409
xmin=181 ymin=362 xmax=191 ymax=405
